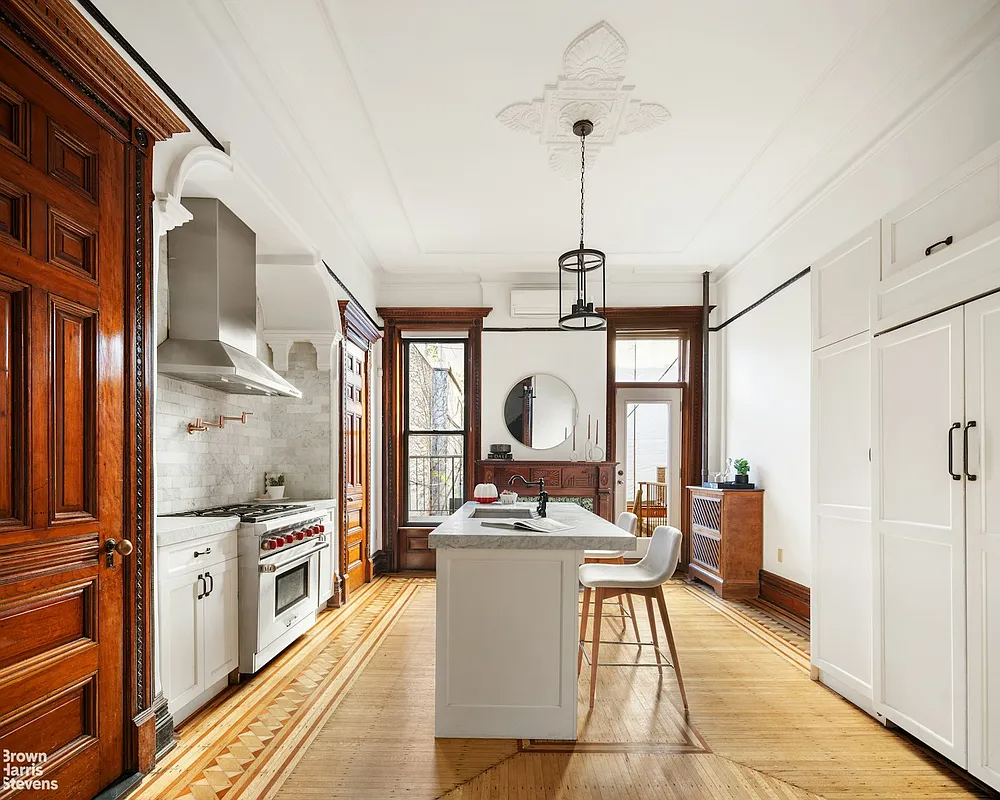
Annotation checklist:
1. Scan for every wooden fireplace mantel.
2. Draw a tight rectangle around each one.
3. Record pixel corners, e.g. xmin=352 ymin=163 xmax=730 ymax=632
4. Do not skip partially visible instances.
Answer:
xmin=474 ymin=460 xmax=616 ymax=521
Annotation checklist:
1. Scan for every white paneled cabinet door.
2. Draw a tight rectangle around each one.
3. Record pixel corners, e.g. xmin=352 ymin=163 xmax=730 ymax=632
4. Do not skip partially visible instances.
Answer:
xmin=162 ymin=570 xmax=204 ymax=716
xmin=811 ymin=223 xmax=876 ymax=350
xmin=873 ymin=307 xmax=966 ymax=765
xmin=203 ymin=559 xmax=239 ymax=686
xmin=967 ymin=293 xmax=1000 ymax=791
xmin=812 ymin=333 xmax=872 ymax=709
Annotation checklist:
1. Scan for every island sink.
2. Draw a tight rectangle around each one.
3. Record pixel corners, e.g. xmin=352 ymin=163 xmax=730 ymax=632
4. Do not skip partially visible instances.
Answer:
xmin=470 ymin=507 xmax=535 ymax=519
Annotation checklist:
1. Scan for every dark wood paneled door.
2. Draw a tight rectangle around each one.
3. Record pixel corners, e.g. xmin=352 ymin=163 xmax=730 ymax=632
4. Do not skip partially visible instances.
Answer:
xmin=341 ymin=339 xmax=370 ymax=597
xmin=0 ymin=45 xmax=128 ymax=797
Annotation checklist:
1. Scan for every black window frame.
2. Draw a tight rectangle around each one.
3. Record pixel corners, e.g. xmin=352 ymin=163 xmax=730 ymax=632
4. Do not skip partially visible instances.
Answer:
xmin=403 ymin=338 xmax=470 ymax=526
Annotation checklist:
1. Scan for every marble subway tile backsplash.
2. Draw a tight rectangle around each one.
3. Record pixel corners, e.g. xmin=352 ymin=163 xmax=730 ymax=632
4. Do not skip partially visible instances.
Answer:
xmin=155 ymin=343 xmax=337 ymax=515
xmin=269 ymin=343 xmax=336 ymax=501
xmin=156 ymin=376 xmax=273 ymax=514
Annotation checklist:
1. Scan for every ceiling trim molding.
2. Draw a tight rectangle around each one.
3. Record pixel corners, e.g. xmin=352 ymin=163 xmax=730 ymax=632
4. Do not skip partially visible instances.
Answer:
xmin=717 ymin=6 xmax=1000 ymax=287
xmin=195 ymin=0 xmax=383 ymax=271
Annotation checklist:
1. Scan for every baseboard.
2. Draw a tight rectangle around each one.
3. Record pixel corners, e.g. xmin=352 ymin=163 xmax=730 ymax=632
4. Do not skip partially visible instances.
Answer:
xmin=152 ymin=692 xmax=175 ymax=760
xmin=371 ymin=549 xmax=390 ymax=575
xmin=759 ymin=569 xmax=810 ymax=622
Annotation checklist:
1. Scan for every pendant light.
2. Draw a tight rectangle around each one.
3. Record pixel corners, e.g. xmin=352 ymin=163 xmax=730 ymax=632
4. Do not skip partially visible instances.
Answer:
xmin=558 ymin=119 xmax=606 ymax=331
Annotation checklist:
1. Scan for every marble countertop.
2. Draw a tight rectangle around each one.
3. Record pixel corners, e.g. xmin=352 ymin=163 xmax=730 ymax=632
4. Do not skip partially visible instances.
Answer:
xmin=155 ymin=516 xmax=240 ymax=548
xmin=429 ymin=502 xmax=636 ymax=551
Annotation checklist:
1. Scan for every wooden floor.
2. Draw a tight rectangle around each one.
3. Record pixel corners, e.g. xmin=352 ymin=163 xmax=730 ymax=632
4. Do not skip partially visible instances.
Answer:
xmin=134 ymin=576 xmax=988 ymax=800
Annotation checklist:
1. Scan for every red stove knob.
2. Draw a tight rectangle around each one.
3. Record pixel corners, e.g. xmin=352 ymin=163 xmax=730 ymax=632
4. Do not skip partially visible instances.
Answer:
xmin=303 ymin=527 xmax=313 ymax=537
xmin=295 ymin=530 xmax=305 ymax=540
xmin=317 ymin=524 xmax=325 ymax=533
xmin=273 ymin=537 xmax=284 ymax=548
xmin=284 ymin=533 xmax=295 ymax=544
xmin=261 ymin=539 xmax=273 ymax=551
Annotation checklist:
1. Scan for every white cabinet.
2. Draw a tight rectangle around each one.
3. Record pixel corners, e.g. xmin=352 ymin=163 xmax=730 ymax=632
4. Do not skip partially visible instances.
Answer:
xmin=318 ymin=508 xmax=337 ymax=606
xmin=159 ymin=531 xmax=239 ymax=724
xmin=873 ymin=307 xmax=968 ymax=766
xmin=875 ymin=143 xmax=1000 ymax=333
xmin=811 ymin=332 xmax=872 ymax=710
xmin=966 ymin=293 xmax=1000 ymax=789
xmin=812 ymin=224 xmax=876 ymax=350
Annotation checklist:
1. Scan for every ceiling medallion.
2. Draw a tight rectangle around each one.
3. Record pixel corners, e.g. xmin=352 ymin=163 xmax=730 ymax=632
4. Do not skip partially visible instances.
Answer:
xmin=497 ymin=21 xmax=670 ymax=176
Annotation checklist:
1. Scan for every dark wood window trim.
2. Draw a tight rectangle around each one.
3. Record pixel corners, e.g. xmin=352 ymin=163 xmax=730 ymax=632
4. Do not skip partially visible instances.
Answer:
xmin=604 ymin=307 xmax=705 ymax=571
xmin=378 ymin=307 xmax=490 ymax=572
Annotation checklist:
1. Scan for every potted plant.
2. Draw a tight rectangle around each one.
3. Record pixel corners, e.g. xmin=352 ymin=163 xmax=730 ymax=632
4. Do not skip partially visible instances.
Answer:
xmin=265 ymin=473 xmax=285 ymax=500
xmin=733 ymin=458 xmax=750 ymax=485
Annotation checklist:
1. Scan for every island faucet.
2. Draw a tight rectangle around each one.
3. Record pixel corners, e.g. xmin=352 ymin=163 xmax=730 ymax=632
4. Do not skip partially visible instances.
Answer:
xmin=508 ymin=474 xmax=548 ymax=518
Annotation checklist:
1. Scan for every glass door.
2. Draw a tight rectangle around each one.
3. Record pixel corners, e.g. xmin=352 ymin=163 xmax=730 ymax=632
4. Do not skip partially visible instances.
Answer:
xmin=615 ymin=388 xmax=683 ymax=534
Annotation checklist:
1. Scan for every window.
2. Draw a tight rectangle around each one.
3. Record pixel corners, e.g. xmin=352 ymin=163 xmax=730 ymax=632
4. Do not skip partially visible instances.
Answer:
xmin=615 ymin=337 xmax=681 ymax=382
xmin=405 ymin=340 xmax=467 ymax=523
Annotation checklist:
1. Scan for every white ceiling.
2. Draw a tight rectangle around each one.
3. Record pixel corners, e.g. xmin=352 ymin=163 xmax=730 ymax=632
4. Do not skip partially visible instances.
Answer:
xmin=110 ymin=0 xmax=998 ymax=281
xmin=210 ymin=0 xmax=997 ymax=277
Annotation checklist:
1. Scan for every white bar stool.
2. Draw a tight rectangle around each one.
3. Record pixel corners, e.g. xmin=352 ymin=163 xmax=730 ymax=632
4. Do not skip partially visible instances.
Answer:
xmin=583 ymin=512 xmax=641 ymax=642
xmin=578 ymin=525 xmax=688 ymax=710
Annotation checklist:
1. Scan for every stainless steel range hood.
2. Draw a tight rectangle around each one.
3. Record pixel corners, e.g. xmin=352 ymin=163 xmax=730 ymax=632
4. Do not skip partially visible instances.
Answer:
xmin=158 ymin=198 xmax=302 ymax=398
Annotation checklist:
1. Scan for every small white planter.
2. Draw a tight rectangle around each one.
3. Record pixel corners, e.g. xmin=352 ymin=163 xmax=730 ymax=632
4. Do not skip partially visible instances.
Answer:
xmin=265 ymin=485 xmax=285 ymax=500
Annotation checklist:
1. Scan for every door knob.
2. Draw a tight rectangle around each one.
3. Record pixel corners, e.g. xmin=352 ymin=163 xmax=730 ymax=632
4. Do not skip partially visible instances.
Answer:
xmin=104 ymin=538 xmax=134 ymax=567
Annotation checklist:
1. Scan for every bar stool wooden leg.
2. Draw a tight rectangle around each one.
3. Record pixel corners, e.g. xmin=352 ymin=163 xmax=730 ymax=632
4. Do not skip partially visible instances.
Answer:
xmin=589 ymin=587 xmax=604 ymax=709
xmin=625 ymin=593 xmax=641 ymax=644
xmin=655 ymin=585 xmax=688 ymax=710
xmin=645 ymin=594 xmax=663 ymax=676
xmin=578 ymin=586 xmax=591 ymax=676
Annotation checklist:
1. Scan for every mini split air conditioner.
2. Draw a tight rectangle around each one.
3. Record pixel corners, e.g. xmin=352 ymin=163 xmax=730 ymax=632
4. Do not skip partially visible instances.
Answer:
xmin=509 ymin=288 xmax=560 ymax=319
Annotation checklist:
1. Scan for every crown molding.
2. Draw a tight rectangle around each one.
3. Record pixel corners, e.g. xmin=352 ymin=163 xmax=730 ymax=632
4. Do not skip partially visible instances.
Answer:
xmin=0 ymin=0 xmax=186 ymax=141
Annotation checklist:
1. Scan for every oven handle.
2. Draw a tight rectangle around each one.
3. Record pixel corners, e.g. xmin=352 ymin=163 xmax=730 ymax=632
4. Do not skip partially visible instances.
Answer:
xmin=259 ymin=541 xmax=329 ymax=573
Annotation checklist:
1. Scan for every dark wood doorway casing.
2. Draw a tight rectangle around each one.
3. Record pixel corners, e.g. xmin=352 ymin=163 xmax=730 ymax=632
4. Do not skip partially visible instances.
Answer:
xmin=378 ymin=307 xmax=489 ymax=572
xmin=337 ymin=300 xmax=381 ymax=603
xmin=604 ymin=307 xmax=705 ymax=571
xmin=0 ymin=1 xmax=185 ymax=795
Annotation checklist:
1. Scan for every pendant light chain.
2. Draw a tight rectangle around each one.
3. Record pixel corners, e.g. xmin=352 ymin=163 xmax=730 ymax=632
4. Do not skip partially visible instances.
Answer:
xmin=557 ymin=118 xmax=605 ymax=331
xmin=579 ymin=131 xmax=586 ymax=250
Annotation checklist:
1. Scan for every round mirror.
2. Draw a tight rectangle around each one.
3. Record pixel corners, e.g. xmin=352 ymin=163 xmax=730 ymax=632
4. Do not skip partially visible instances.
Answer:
xmin=503 ymin=374 xmax=578 ymax=449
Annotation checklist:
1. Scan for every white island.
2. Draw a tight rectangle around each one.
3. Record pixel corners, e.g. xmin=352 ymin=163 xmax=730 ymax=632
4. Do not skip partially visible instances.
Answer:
xmin=429 ymin=501 xmax=635 ymax=739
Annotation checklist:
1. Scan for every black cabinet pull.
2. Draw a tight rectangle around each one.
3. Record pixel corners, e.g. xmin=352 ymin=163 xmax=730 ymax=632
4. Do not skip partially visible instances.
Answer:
xmin=965 ymin=421 xmax=978 ymax=481
xmin=194 ymin=547 xmax=212 ymax=557
xmin=196 ymin=573 xmax=205 ymax=600
xmin=205 ymin=571 xmax=214 ymax=597
xmin=948 ymin=422 xmax=962 ymax=480
xmin=925 ymin=235 xmax=954 ymax=257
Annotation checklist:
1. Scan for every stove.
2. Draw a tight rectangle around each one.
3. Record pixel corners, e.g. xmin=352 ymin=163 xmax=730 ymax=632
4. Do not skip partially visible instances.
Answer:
xmin=172 ymin=502 xmax=336 ymax=674
xmin=168 ymin=503 xmax=310 ymax=523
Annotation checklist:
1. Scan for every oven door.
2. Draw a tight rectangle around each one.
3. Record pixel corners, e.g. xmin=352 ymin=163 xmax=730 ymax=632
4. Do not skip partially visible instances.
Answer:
xmin=257 ymin=540 xmax=328 ymax=649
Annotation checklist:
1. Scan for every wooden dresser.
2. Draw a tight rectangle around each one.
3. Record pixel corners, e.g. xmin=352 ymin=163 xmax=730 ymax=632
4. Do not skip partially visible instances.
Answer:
xmin=686 ymin=487 xmax=764 ymax=599
xmin=475 ymin=461 xmax=616 ymax=521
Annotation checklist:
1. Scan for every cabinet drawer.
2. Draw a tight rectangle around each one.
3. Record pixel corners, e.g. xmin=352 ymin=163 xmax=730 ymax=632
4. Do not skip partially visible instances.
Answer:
xmin=876 ymin=143 xmax=1000 ymax=332
xmin=882 ymin=144 xmax=1000 ymax=282
xmin=160 ymin=529 xmax=237 ymax=577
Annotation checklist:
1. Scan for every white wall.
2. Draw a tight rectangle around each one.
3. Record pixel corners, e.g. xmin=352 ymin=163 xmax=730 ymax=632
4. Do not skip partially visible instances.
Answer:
xmin=714 ymin=38 xmax=1000 ymax=587
xmin=717 ymin=280 xmax=811 ymax=584
xmin=482 ymin=331 xmax=607 ymax=461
